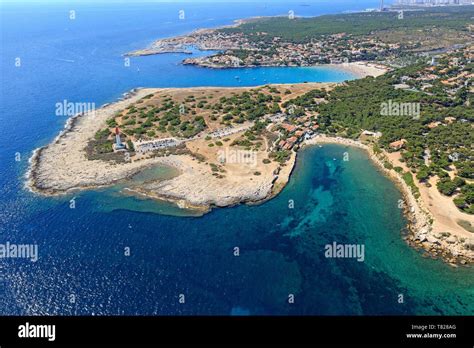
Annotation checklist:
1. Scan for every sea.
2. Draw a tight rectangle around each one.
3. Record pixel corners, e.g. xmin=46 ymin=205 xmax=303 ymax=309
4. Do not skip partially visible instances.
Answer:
xmin=0 ymin=0 xmax=473 ymax=315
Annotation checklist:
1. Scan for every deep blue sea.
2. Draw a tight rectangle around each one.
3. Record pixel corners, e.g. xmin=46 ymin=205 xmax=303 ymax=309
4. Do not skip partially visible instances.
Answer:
xmin=0 ymin=1 xmax=473 ymax=315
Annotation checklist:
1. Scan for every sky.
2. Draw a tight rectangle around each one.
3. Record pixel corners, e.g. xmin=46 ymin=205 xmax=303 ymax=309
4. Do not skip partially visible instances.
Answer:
xmin=1 ymin=0 xmax=389 ymax=3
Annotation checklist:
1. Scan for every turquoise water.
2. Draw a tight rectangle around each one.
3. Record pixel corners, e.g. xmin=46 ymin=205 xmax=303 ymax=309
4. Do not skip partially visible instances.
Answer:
xmin=4 ymin=144 xmax=472 ymax=315
xmin=0 ymin=1 xmax=472 ymax=315
xmin=98 ymin=165 xmax=202 ymax=217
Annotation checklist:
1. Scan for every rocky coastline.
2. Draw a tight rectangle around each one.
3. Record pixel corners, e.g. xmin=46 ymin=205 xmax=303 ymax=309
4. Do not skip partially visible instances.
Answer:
xmin=26 ymin=86 xmax=472 ymax=266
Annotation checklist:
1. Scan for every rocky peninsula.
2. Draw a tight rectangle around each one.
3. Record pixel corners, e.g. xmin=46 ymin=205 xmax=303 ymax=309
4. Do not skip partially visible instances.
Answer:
xmin=27 ymin=81 xmax=473 ymax=265
xmin=27 ymin=84 xmax=318 ymax=213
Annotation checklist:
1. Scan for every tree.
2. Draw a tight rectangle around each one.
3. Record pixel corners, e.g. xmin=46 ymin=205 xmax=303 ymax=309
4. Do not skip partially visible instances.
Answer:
xmin=436 ymin=178 xmax=458 ymax=196
xmin=416 ymin=165 xmax=430 ymax=182
xmin=127 ymin=140 xmax=135 ymax=152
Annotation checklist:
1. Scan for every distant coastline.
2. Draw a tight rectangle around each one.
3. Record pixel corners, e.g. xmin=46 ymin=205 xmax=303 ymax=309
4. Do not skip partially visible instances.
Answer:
xmin=26 ymin=9 xmax=473 ymax=267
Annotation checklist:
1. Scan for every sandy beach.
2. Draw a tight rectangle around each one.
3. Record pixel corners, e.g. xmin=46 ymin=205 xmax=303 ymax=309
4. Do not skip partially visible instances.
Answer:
xmin=326 ymin=62 xmax=390 ymax=78
xmin=181 ymin=60 xmax=390 ymax=78
xmin=124 ymin=16 xmax=390 ymax=80
xmin=304 ymin=135 xmax=474 ymax=264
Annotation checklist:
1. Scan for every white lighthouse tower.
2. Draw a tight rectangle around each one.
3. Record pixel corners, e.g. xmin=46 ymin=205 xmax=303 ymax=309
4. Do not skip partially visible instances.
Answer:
xmin=113 ymin=127 xmax=126 ymax=151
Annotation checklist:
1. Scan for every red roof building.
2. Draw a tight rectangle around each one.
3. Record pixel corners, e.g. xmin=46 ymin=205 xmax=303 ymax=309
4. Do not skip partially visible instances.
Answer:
xmin=281 ymin=124 xmax=297 ymax=133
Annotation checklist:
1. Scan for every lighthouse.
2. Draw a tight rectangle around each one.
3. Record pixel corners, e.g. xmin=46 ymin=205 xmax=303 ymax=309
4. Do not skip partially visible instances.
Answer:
xmin=113 ymin=127 xmax=126 ymax=151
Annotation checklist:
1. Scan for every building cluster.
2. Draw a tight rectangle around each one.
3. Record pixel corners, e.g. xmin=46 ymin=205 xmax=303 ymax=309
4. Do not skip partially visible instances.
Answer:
xmin=133 ymin=138 xmax=181 ymax=154
xmin=395 ymin=0 xmax=473 ymax=6
xmin=182 ymin=32 xmax=400 ymax=68
xmin=207 ymin=124 xmax=250 ymax=139
xmin=386 ymin=48 xmax=473 ymax=153
xmin=272 ymin=114 xmax=321 ymax=151
xmin=147 ymin=32 xmax=246 ymax=54
xmin=194 ymin=32 xmax=252 ymax=51
xmin=396 ymin=46 xmax=473 ymax=99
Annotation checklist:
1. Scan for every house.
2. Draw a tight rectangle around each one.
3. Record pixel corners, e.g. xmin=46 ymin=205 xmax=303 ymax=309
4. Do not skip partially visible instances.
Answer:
xmin=444 ymin=117 xmax=456 ymax=124
xmin=287 ymin=136 xmax=298 ymax=145
xmin=362 ymin=130 xmax=382 ymax=138
xmin=394 ymin=83 xmax=410 ymax=90
xmin=295 ymin=130 xmax=305 ymax=138
xmin=389 ymin=139 xmax=407 ymax=151
xmin=441 ymin=80 xmax=455 ymax=86
xmin=448 ymin=153 xmax=459 ymax=162
xmin=427 ymin=121 xmax=441 ymax=129
xmin=281 ymin=123 xmax=297 ymax=133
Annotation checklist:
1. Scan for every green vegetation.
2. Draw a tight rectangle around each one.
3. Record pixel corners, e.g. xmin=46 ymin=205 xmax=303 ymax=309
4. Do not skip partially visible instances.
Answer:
xmin=113 ymin=87 xmax=284 ymax=141
xmin=283 ymin=89 xmax=326 ymax=115
xmin=457 ymin=219 xmax=474 ymax=233
xmin=86 ymin=128 xmax=125 ymax=163
xmin=214 ymin=89 xmax=280 ymax=125
xmin=106 ymin=118 xmax=117 ymax=127
xmin=116 ymin=97 xmax=208 ymax=140
xmin=437 ymin=177 xmax=465 ymax=196
xmin=220 ymin=7 xmax=474 ymax=43
xmin=383 ymin=161 xmax=393 ymax=170
xmin=270 ymin=150 xmax=291 ymax=164
xmin=231 ymin=121 xmax=267 ymax=151
xmin=204 ymin=7 xmax=473 ymax=68
xmin=402 ymin=172 xmax=420 ymax=198
xmin=126 ymin=140 xmax=135 ymax=152
xmin=91 ymin=129 xmax=114 ymax=154
xmin=315 ymin=66 xmax=472 ymax=185
xmin=286 ymin=49 xmax=472 ymax=213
